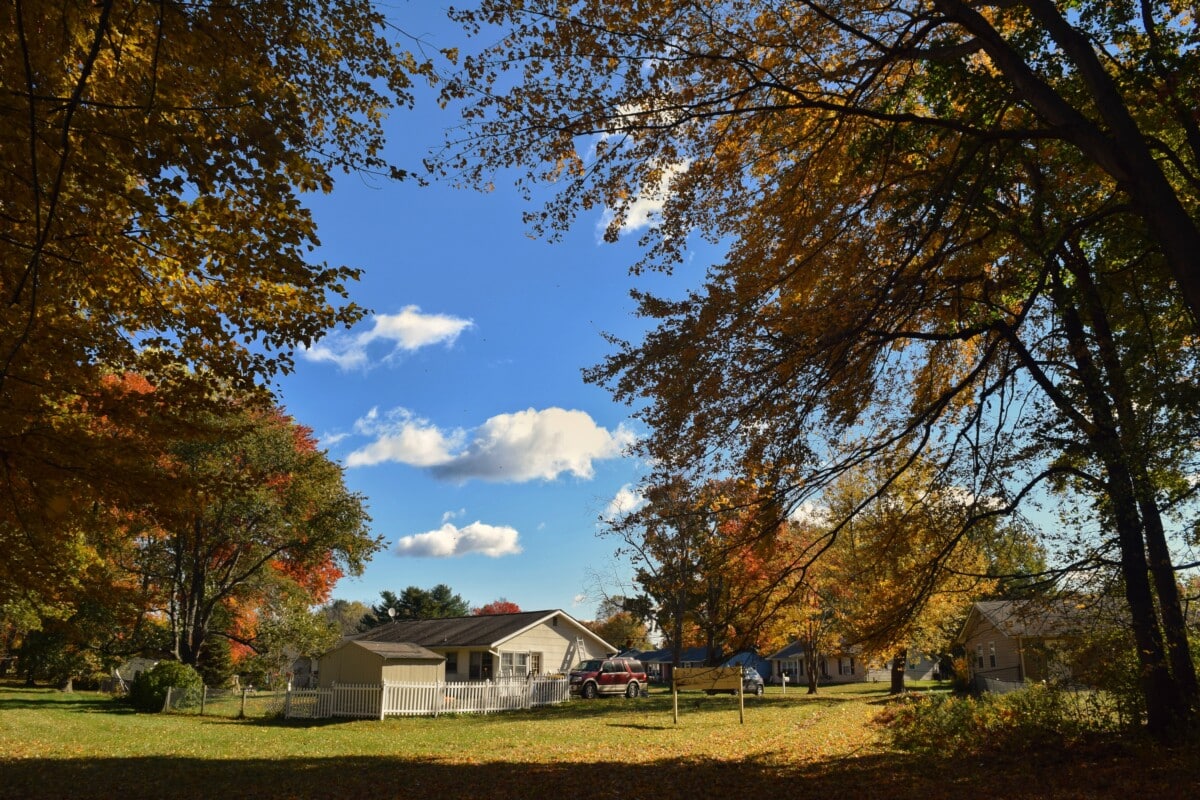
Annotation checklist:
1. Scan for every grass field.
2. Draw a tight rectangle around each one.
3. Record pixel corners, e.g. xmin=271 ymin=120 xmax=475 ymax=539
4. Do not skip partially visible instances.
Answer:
xmin=1 ymin=681 xmax=1196 ymax=799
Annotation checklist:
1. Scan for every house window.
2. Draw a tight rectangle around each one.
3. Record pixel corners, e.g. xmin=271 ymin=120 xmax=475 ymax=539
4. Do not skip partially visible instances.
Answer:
xmin=838 ymin=657 xmax=855 ymax=676
xmin=988 ymin=641 xmax=996 ymax=668
xmin=500 ymin=652 xmax=531 ymax=677
xmin=975 ymin=644 xmax=984 ymax=669
xmin=445 ymin=652 xmax=458 ymax=675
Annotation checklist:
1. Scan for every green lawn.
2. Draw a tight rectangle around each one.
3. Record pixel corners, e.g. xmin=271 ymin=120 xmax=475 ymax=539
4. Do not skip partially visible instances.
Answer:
xmin=0 ymin=681 xmax=1194 ymax=799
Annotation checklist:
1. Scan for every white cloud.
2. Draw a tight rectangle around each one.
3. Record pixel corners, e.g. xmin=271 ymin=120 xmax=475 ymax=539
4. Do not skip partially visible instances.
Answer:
xmin=433 ymin=407 xmax=636 ymax=483
xmin=345 ymin=407 xmax=463 ymax=468
xmin=301 ymin=305 xmax=473 ymax=370
xmin=394 ymin=521 xmax=522 ymax=558
xmin=603 ymin=483 xmax=646 ymax=521
xmin=597 ymin=161 xmax=690 ymax=238
xmin=788 ymin=501 xmax=831 ymax=527
xmin=346 ymin=406 xmax=636 ymax=483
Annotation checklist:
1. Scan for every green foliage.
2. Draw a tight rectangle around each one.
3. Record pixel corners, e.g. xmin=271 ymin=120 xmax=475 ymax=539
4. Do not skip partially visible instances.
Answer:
xmin=196 ymin=635 xmax=236 ymax=690
xmin=877 ymin=685 xmax=1120 ymax=755
xmin=359 ymin=585 xmax=470 ymax=628
xmin=128 ymin=661 xmax=203 ymax=713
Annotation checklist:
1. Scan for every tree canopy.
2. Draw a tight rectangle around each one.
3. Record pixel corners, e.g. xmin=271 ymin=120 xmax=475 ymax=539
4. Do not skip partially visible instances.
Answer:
xmin=131 ymin=404 xmax=378 ymax=668
xmin=359 ymin=585 xmax=471 ymax=629
xmin=1 ymin=0 xmax=426 ymax=614
xmin=472 ymin=599 xmax=522 ymax=616
xmin=438 ymin=1 xmax=1200 ymax=738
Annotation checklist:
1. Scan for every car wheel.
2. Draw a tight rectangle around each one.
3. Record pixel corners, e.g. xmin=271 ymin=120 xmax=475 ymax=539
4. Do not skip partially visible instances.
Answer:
xmin=625 ymin=682 xmax=640 ymax=699
xmin=581 ymin=682 xmax=598 ymax=699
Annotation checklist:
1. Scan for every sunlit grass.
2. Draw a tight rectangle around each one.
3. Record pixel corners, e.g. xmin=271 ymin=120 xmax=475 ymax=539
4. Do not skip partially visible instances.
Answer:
xmin=1 ymin=680 xmax=1195 ymax=800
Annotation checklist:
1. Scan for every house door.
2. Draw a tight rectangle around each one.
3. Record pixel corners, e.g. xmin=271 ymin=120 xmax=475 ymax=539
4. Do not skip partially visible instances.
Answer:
xmin=469 ymin=652 xmax=494 ymax=680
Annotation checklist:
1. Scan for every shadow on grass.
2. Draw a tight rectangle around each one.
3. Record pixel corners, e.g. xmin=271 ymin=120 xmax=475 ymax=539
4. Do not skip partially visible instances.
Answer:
xmin=0 ymin=692 xmax=131 ymax=714
xmin=3 ymin=740 xmax=1194 ymax=800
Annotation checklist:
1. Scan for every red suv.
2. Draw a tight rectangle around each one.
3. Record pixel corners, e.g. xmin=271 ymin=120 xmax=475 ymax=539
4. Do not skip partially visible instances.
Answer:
xmin=570 ymin=657 xmax=648 ymax=699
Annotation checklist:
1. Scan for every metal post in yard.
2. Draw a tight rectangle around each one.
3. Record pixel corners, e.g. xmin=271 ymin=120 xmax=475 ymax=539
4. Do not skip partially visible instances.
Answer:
xmin=240 ymin=687 xmax=248 ymax=719
xmin=200 ymin=685 xmax=207 ymax=716
xmin=738 ymin=667 xmax=745 ymax=725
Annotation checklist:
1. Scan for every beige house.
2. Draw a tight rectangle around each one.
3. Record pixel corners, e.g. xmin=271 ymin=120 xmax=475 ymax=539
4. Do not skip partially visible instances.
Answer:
xmin=333 ymin=609 xmax=614 ymax=683
xmin=317 ymin=641 xmax=445 ymax=687
xmin=954 ymin=599 xmax=1091 ymax=685
xmin=765 ymin=640 xmax=869 ymax=685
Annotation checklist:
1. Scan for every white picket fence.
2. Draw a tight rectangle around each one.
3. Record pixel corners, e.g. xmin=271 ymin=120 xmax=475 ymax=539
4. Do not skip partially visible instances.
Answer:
xmin=284 ymin=677 xmax=570 ymax=720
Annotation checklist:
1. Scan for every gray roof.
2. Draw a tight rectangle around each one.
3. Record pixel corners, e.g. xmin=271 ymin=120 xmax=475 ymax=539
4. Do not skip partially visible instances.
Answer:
xmin=350 ymin=640 xmax=444 ymax=661
xmin=354 ymin=609 xmax=609 ymax=650
xmin=970 ymin=599 xmax=1089 ymax=639
xmin=765 ymin=641 xmax=807 ymax=661
xmin=637 ymin=646 xmax=711 ymax=664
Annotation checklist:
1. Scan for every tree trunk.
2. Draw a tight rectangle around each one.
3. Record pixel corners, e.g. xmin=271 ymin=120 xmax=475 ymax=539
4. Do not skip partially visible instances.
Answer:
xmin=890 ymin=648 xmax=908 ymax=695
xmin=805 ymin=650 xmax=819 ymax=694
xmin=1041 ymin=267 xmax=1193 ymax=740
xmin=1139 ymin=495 xmax=1200 ymax=714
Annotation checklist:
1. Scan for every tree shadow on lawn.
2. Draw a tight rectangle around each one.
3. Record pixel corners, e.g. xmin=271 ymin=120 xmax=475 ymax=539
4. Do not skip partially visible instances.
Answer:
xmin=0 ymin=692 xmax=132 ymax=714
xmin=3 ymin=740 xmax=1193 ymax=800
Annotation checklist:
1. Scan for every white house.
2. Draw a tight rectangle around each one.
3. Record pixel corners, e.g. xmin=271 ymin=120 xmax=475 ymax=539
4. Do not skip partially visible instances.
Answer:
xmin=331 ymin=609 xmax=614 ymax=683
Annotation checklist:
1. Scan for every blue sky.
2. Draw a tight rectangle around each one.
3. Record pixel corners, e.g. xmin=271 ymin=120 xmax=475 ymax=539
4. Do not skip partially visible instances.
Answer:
xmin=272 ymin=5 xmax=698 ymax=619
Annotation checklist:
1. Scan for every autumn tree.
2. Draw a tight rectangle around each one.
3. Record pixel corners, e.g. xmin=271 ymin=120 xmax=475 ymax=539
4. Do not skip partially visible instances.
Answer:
xmin=821 ymin=457 xmax=995 ymax=694
xmin=320 ymin=599 xmax=374 ymax=637
xmin=753 ymin=525 xmax=843 ymax=695
xmin=607 ymin=475 xmax=788 ymax=665
xmin=0 ymin=1 xmax=428 ymax=612
xmin=584 ymin=611 xmax=652 ymax=653
xmin=472 ymin=599 xmax=522 ymax=616
xmin=437 ymin=1 xmax=1200 ymax=739
xmin=133 ymin=404 xmax=378 ymax=668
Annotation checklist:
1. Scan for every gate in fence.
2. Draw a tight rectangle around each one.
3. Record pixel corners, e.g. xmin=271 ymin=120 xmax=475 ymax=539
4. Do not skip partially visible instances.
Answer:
xmin=284 ymin=676 xmax=570 ymax=720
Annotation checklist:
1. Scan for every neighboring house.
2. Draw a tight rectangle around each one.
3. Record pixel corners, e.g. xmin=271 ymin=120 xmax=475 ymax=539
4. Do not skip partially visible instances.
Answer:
xmin=103 ymin=657 xmax=159 ymax=693
xmin=764 ymin=640 xmax=869 ymax=685
xmin=954 ymin=599 xmax=1096 ymax=685
xmin=318 ymin=641 xmax=445 ymax=687
xmin=864 ymin=653 xmax=941 ymax=682
xmin=343 ymin=609 xmax=613 ymax=682
xmin=635 ymin=647 xmax=769 ymax=685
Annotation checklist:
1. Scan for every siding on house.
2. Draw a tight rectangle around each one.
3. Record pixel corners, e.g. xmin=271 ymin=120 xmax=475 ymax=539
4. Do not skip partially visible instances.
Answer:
xmin=379 ymin=660 xmax=446 ymax=683
xmin=954 ymin=599 xmax=1106 ymax=685
xmin=497 ymin=617 xmax=607 ymax=676
xmin=318 ymin=640 xmax=444 ymax=687
xmin=960 ymin=621 xmax=1025 ymax=681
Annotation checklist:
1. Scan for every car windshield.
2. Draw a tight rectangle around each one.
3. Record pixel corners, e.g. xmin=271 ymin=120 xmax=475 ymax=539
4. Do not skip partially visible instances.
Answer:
xmin=574 ymin=660 xmax=603 ymax=672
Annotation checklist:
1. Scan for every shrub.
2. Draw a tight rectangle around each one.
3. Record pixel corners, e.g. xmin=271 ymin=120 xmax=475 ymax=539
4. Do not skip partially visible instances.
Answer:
xmin=127 ymin=661 xmax=203 ymax=712
xmin=876 ymin=684 xmax=1111 ymax=755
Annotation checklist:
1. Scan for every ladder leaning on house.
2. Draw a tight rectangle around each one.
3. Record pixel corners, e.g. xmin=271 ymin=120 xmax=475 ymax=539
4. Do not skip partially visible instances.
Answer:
xmin=560 ymin=637 xmax=585 ymax=672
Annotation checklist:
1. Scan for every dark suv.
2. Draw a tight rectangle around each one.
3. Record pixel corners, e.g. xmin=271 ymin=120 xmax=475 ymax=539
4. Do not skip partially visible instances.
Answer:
xmin=569 ymin=657 xmax=649 ymax=699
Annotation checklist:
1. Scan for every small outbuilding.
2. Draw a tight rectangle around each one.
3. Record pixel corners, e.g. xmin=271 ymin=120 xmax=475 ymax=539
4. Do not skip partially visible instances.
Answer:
xmin=317 ymin=640 xmax=445 ymax=687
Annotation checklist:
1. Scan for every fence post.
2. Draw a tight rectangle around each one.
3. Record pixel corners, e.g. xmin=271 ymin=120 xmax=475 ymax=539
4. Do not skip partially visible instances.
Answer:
xmin=200 ymin=685 xmax=207 ymax=716
xmin=240 ymin=687 xmax=248 ymax=719
xmin=379 ymin=682 xmax=386 ymax=720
